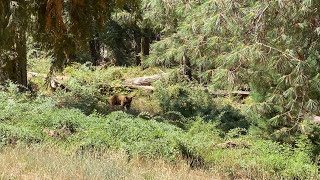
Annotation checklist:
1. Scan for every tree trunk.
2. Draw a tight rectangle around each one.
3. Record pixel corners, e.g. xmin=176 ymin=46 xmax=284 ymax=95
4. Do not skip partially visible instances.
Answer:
xmin=0 ymin=1 xmax=27 ymax=90
xmin=182 ymin=51 xmax=192 ymax=80
xmin=55 ymin=50 xmax=66 ymax=72
xmin=141 ymin=28 xmax=150 ymax=58
xmin=16 ymin=29 xmax=27 ymax=88
xmin=89 ymin=35 xmax=101 ymax=66
xmin=0 ymin=2 xmax=12 ymax=83
xmin=134 ymin=30 xmax=141 ymax=66
xmin=141 ymin=36 xmax=150 ymax=57
xmin=0 ymin=52 xmax=16 ymax=84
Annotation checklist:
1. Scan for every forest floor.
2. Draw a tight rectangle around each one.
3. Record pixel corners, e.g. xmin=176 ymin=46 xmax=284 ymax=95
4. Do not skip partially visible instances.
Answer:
xmin=0 ymin=146 xmax=218 ymax=180
xmin=0 ymin=58 xmax=318 ymax=180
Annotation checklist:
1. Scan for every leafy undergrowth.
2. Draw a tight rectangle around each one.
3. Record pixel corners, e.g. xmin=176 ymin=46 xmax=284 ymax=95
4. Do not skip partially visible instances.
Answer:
xmin=0 ymin=91 xmax=319 ymax=179
xmin=26 ymin=63 xmax=167 ymax=115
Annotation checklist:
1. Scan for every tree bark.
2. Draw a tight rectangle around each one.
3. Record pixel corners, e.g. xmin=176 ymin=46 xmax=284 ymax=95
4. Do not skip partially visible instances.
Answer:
xmin=134 ymin=30 xmax=142 ymax=66
xmin=141 ymin=27 xmax=150 ymax=64
xmin=89 ymin=35 xmax=102 ymax=66
xmin=141 ymin=35 xmax=150 ymax=56
xmin=140 ymin=27 xmax=151 ymax=69
xmin=182 ymin=51 xmax=192 ymax=80
xmin=16 ymin=29 xmax=27 ymax=88
xmin=0 ymin=1 xmax=27 ymax=90
xmin=0 ymin=2 xmax=12 ymax=83
xmin=0 ymin=52 xmax=16 ymax=83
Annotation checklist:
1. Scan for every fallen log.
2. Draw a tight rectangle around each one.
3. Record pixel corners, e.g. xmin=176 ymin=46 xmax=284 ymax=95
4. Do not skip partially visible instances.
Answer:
xmin=27 ymin=72 xmax=69 ymax=91
xmin=27 ymin=72 xmax=46 ymax=78
xmin=27 ymin=72 xmax=68 ymax=81
xmin=312 ymin=116 xmax=320 ymax=124
xmin=124 ymin=85 xmax=155 ymax=91
xmin=123 ymin=73 xmax=168 ymax=86
xmin=209 ymin=90 xmax=250 ymax=96
xmin=214 ymin=141 xmax=250 ymax=149
xmin=123 ymin=74 xmax=250 ymax=95
xmin=27 ymin=71 xmax=250 ymax=96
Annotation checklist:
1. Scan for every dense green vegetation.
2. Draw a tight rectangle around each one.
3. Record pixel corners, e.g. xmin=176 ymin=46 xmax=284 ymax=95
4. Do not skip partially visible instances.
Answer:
xmin=0 ymin=83 xmax=318 ymax=179
xmin=0 ymin=64 xmax=319 ymax=179
xmin=1 ymin=0 xmax=320 ymax=179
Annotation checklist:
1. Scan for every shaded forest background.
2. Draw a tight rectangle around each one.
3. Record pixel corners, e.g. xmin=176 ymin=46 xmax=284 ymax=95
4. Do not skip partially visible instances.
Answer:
xmin=1 ymin=0 xmax=320 ymax=179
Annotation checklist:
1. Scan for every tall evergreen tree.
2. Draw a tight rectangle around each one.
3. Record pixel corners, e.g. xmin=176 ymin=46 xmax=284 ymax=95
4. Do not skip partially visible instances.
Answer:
xmin=145 ymin=0 xmax=320 ymax=130
xmin=0 ymin=0 xmax=141 ymax=86
xmin=0 ymin=0 xmax=28 ymax=89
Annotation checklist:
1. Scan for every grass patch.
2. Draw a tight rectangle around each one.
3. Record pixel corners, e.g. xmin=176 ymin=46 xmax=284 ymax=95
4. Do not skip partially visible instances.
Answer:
xmin=0 ymin=145 xmax=213 ymax=180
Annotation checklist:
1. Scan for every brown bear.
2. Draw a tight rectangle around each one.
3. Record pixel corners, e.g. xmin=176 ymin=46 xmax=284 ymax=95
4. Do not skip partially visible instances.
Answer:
xmin=108 ymin=94 xmax=133 ymax=110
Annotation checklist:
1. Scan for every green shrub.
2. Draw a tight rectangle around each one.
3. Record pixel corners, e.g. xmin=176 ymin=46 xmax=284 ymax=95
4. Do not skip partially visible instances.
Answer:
xmin=0 ymin=90 xmax=318 ymax=179
xmin=216 ymin=105 xmax=250 ymax=133
xmin=153 ymin=81 xmax=217 ymax=118
xmin=0 ymin=123 xmax=42 ymax=146
xmin=72 ymin=111 xmax=185 ymax=160
xmin=205 ymin=138 xmax=319 ymax=179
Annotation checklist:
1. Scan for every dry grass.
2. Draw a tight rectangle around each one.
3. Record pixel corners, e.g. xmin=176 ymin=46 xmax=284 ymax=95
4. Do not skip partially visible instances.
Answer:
xmin=131 ymin=96 xmax=162 ymax=115
xmin=0 ymin=146 xmax=218 ymax=180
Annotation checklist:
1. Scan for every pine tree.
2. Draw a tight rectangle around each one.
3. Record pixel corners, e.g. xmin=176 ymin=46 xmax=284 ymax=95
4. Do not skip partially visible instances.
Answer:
xmin=0 ymin=0 xmax=141 ymax=86
xmin=0 ymin=0 xmax=28 ymax=90
xmin=145 ymin=0 xmax=320 ymax=129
